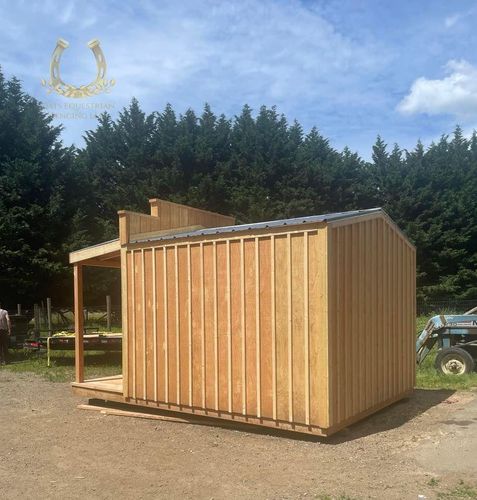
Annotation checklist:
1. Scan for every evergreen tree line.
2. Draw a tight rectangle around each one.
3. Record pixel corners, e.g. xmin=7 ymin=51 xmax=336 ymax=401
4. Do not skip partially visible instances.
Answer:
xmin=1 ymin=69 xmax=476 ymax=307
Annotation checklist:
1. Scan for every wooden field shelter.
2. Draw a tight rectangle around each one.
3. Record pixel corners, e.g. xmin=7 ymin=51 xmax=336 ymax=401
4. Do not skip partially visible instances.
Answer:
xmin=70 ymin=199 xmax=416 ymax=436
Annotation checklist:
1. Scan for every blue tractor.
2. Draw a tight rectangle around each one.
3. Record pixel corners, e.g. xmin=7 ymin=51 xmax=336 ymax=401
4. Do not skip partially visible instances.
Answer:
xmin=416 ymin=306 xmax=477 ymax=375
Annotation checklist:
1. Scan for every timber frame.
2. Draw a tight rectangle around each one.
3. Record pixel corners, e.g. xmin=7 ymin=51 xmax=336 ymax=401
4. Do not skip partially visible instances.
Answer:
xmin=69 ymin=199 xmax=235 ymax=383
xmin=70 ymin=201 xmax=415 ymax=437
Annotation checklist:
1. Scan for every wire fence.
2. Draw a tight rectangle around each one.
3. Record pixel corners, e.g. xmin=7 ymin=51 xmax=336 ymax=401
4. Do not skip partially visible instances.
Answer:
xmin=416 ymin=298 xmax=477 ymax=316
xmin=47 ymin=306 xmax=122 ymax=331
xmin=10 ymin=297 xmax=477 ymax=334
xmin=10 ymin=304 xmax=122 ymax=336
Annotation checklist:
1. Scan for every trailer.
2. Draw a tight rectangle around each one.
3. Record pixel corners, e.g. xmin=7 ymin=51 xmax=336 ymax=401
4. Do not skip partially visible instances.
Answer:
xmin=24 ymin=332 xmax=122 ymax=351
xmin=24 ymin=331 xmax=122 ymax=367
xmin=416 ymin=306 xmax=477 ymax=374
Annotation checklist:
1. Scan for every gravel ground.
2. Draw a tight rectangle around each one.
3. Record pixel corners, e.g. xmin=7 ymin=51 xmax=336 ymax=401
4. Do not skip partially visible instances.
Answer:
xmin=0 ymin=370 xmax=476 ymax=499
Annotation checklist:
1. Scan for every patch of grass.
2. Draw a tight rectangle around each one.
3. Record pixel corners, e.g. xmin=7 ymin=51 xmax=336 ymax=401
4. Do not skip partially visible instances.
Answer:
xmin=416 ymin=315 xmax=477 ymax=391
xmin=428 ymin=477 xmax=440 ymax=487
xmin=5 ymin=313 xmax=477 ymax=390
xmin=2 ymin=349 xmax=121 ymax=382
xmin=416 ymin=314 xmax=430 ymax=332
xmin=437 ymin=480 xmax=477 ymax=499
xmin=416 ymin=349 xmax=477 ymax=390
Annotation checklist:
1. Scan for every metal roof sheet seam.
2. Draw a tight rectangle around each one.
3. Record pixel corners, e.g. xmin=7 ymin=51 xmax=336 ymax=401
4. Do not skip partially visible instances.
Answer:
xmin=131 ymin=207 xmax=383 ymax=244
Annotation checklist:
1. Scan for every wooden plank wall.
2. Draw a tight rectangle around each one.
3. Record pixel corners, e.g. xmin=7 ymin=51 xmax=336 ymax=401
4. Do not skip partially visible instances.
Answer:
xmin=119 ymin=203 xmax=235 ymax=246
xmin=119 ymin=211 xmax=168 ymax=245
xmin=149 ymin=199 xmax=235 ymax=228
xmin=327 ymin=216 xmax=416 ymax=430
xmin=123 ymin=226 xmax=330 ymax=432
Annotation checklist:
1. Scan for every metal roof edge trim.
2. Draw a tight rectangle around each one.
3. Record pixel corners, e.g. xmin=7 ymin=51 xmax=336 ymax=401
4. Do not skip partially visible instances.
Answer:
xmin=130 ymin=208 xmax=383 ymax=245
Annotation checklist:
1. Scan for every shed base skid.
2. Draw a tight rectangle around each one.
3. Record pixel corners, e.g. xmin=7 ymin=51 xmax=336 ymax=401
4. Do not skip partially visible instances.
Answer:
xmin=72 ymin=377 xmax=412 ymax=437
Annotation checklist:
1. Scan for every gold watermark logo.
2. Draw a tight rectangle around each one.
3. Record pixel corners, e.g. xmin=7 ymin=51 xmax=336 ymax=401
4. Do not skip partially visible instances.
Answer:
xmin=42 ymin=38 xmax=115 ymax=99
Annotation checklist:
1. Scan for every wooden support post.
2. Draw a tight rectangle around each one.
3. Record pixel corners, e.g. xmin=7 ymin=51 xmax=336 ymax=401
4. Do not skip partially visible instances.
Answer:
xmin=106 ymin=295 xmax=111 ymax=331
xmin=149 ymin=199 xmax=160 ymax=217
xmin=17 ymin=304 xmax=21 ymax=316
xmin=46 ymin=297 xmax=52 ymax=335
xmin=118 ymin=211 xmax=130 ymax=246
xmin=74 ymin=264 xmax=84 ymax=383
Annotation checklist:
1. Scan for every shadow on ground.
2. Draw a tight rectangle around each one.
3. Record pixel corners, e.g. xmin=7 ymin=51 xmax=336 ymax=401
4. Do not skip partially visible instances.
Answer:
xmin=85 ymin=388 xmax=454 ymax=444
xmin=325 ymin=389 xmax=454 ymax=443
xmin=7 ymin=347 xmax=454 ymax=443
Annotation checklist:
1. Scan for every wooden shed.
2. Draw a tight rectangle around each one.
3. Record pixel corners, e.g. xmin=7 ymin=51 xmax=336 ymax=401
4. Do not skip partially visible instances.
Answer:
xmin=71 ymin=200 xmax=416 ymax=436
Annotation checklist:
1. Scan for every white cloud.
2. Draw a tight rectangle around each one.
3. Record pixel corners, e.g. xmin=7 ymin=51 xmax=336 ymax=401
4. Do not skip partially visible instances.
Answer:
xmin=99 ymin=0 xmax=386 ymax=107
xmin=0 ymin=0 xmax=389 ymax=153
xmin=444 ymin=13 xmax=461 ymax=28
xmin=0 ymin=0 xmax=387 ymax=104
xmin=397 ymin=59 xmax=477 ymax=119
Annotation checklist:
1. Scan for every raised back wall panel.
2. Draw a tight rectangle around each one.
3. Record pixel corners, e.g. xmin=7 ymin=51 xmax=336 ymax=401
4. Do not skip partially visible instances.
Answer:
xmin=149 ymin=199 xmax=235 ymax=229
xmin=119 ymin=200 xmax=235 ymax=246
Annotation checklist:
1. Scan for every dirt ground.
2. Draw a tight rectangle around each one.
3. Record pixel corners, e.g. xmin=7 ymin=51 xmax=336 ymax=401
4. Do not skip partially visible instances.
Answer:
xmin=1 ymin=371 xmax=476 ymax=499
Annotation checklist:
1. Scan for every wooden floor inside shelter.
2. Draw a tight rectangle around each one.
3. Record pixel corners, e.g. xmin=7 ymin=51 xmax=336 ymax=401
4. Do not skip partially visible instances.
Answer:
xmin=72 ymin=375 xmax=123 ymax=396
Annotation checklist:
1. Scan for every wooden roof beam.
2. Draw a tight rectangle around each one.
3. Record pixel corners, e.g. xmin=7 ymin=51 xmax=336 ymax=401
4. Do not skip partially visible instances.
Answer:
xmin=69 ymin=240 xmax=121 ymax=264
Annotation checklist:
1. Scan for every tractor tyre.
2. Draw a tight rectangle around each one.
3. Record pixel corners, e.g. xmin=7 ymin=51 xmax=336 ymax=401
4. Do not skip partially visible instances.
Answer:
xmin=435 ymin=347 xmax=475 ymax=375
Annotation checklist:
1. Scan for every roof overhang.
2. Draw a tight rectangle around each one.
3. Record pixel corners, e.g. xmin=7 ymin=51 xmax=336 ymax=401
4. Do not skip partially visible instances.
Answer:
xmin=69 ymin=239 xmax=121 ymax=268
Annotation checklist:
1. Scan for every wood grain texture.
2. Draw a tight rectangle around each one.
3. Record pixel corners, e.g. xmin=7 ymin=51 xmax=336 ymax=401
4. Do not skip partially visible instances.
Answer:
xmin=149 ymin=199 xmax=235 ymax=227
xmin=118 ymin=203 xmax=233 ymax=248
xmin=144 ymin=249 xmax=155 ymax=401
xmin=125 ymin=228 xmax=328 ymax=423
xmin=116 ymin=212 xmax=415 ymax=436
xmin=327 ymin=216 xmax=415 ymax=429
xmin=70 ymin=239 xmax=120 ymax=264
xmin=134 ymin=251 xmax=144 ymax=400
xmin=121 ymin=248 xmax=129 ymax=398
xmin=74 ymin=264 xmax=84 ymax=383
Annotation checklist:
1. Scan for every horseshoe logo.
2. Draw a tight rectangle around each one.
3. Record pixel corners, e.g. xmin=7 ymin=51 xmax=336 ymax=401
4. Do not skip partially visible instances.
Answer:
xmin=42 ymin=38 xmax=115 ymax=99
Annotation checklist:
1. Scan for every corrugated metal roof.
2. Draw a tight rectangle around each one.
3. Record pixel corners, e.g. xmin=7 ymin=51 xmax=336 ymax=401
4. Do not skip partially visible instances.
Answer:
xmin=131 ymin=207 xmax=383 ymax=244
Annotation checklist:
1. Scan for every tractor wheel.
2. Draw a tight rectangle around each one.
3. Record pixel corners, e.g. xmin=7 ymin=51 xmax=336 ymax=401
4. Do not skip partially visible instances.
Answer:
xmin=435 ymin=347 xmax=475 ymax=375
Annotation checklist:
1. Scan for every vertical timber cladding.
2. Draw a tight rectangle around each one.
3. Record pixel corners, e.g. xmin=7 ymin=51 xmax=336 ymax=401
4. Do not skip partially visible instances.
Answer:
xmin=125 ymin=225 xmax=330 ymax=432
xmin=149 ymin=199 xmax=235 ymax=228
xmin=327 ymin=215 xmax=416 ymax=429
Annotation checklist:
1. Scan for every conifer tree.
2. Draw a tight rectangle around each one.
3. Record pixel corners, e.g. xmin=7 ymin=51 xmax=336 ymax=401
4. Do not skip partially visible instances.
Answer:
xmin=0 ymin=69 xmax=76 ymax=304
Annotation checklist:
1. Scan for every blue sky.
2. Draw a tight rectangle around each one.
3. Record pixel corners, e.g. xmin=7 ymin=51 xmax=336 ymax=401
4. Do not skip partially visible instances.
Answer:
xmin=1 ymin=0 xmax=477 ymax=159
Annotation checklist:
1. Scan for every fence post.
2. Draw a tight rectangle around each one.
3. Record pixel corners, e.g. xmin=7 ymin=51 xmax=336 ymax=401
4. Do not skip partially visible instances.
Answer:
xmin=106 ymin=295 xmax=111 ymax=331
xmin=47 ymin=298 xmax=52 ymax=335
xmin=33 ymin=304 xmax=40 ymax=337
xmin=17 ymin=303 xmax=21 ymax=315
xmin=41 ymin=301 xmax=45 ymax=329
